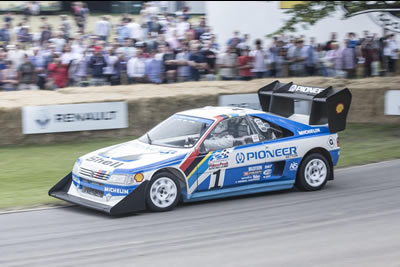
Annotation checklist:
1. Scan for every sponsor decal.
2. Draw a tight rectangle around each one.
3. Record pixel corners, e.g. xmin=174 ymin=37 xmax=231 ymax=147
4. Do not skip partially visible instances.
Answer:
xmin=22 ymin=102 xmax=128 ymax=134
xmin=242 ymin=146 xmax=298 ymax=162
xmin=159 ymin=150 xmax=177 ymax=155
xmin=35 ymin=109 xmax=51 ymax=129
xmin=254 ymin=118 xmax=269 ymax=133
xmin=236 ymin=152 xmax=246 ymax=164
xmin=237 ymin=174 xmax=261 ymax=184
xmin=289 ymin=162 xmax=298 ymax=171
xmin=243 ymin=169 xmax=262 ymax=176
xmin=252 ymin=135 xmax=260 ymax=143
xmin=298 ymin=128 xmax=321 ymax=135
xmin=263 ymin=164 xmax=273 ymax=178
xmin=134 ymin=173 xmax=144 ymax=182
xmin=209 ymin=150 xmax=230 ymax=170
xmin=336 ymin=103 xmax=344 ymax=114
xmin=86 ymin=156 xmax=124 ymax=168
xmin=104 ymin=187 xmax=129 ymax=194
xmin=328 ymin=136 xmax=335 ymax=148
xmin=55 ymin=111 xmax=118 ymax=123
xmin=288 ymin=84 xmax=325 ymax=95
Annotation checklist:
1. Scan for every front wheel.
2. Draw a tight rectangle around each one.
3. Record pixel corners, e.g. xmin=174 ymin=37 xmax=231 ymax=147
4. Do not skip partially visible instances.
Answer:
xmin=146 ymin=172 xmax=181 ymax=212
xmin=296 ymin=153 xmax=330 ymax=191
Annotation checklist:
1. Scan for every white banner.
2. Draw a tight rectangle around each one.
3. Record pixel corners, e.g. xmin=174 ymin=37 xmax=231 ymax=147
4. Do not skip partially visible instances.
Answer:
xmin=385 ymin=90 xmax=400 ymax=115
xmin=22 ymin=102 xmax=128 ymax=134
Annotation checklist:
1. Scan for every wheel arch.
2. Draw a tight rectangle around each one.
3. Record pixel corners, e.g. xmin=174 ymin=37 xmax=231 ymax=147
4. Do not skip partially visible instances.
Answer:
xmin=152 ymin=167 xmax=188 ymax=194
xmin=297 ymin=147 xmax=334 ymax=181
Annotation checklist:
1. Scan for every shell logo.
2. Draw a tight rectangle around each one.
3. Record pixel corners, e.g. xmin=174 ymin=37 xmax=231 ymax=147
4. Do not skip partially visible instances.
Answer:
xmin=134 ymin=173 xmax=144 ymax=182
xmin=336 ymin=103 xmax=344 ymax=114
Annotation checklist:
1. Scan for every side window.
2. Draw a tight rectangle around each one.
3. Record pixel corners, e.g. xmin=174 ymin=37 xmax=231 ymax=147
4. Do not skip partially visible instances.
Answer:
xmin=248 ymin=116 xmax=293 ymax=141
xmin=201 ymin=117 xmax=259 ymax=152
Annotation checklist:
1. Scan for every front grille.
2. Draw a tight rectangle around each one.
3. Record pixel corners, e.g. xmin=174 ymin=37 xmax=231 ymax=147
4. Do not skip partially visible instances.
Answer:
xmin=81 ymin=178 xmax=104 ymax=188
xmin=79 ymin=167 xmax=110 ymax=180
xmin=82 ymin=186 xmax=104 ymax=198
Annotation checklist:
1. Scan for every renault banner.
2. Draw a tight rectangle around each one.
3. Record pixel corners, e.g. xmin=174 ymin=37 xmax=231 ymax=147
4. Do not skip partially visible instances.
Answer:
xmin=22 ymin=102 xmax=128 ymax=134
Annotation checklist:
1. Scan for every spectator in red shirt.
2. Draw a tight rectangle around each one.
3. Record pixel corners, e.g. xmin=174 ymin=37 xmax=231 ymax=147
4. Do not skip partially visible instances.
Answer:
xmin=48 ymin=57 xmax=69 ymax=89
xmin=238 ymin=47 xmax=253 ymax=81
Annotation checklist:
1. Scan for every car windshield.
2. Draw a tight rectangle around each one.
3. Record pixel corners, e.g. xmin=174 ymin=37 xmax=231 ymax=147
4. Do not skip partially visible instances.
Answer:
xmin=138 ymin=114 xmax=214 ymax=148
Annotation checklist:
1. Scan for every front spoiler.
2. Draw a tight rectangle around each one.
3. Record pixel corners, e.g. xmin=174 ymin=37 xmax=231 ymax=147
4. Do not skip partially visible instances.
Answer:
xmin=48 ymin=172 xmax=148 ymax=216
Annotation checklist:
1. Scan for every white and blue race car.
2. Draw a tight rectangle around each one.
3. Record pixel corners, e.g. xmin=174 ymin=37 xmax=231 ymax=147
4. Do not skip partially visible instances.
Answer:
xmin=49 ymin=81 xmax=352 ymax=215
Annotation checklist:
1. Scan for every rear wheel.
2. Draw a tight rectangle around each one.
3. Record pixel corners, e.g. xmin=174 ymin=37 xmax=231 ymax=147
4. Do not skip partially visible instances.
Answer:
xmin=146 ymin=172 xmax=180 ymax=212
xmin=296 ymin=153 xmax=330 ymax=191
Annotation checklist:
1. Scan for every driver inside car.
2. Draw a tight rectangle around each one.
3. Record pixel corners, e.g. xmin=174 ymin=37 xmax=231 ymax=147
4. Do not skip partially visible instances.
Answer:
xmin=203 ymin=118 xmax=253 ymax=152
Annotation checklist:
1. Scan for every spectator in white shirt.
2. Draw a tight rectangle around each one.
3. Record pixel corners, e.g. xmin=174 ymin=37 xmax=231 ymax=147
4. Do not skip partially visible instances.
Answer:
xmin=217 ymin=45 xmax=238 ymax=80
xmin=95 ymin=16 xmax=112 ymax=41
xmin=60 ymin=44 xmax=78 ymax=65
xmin=49 ymin=31 xmax=66 ymax=53
xmin=7 ymin=44 xmax=25 ymax=69
xmin=127 ymin=18 xmax=142 ymax=41
xmin=127 ymin=47 xmax=146 ymax=83
xmin=176 ymin=15 xmax=189 ymax=39
xmin=103 ymin=47 xmax=119 ymax=85
xmin=384 ymin=34 xmax=398 ymax=74
xmin=116 ymin=38 xmax=137 ymax=60
xmin=250 ymin=39 xmax=267 ymax=78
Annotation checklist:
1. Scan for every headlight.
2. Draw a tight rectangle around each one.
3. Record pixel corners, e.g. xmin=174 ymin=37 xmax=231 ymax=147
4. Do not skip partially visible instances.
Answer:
xmin=108 ymin=174 xmax=140 ymax=185
xmin=72 ymin=162 xmax=80 ymax=175
xmin=108 ymin=174 xmax=128 ymax=184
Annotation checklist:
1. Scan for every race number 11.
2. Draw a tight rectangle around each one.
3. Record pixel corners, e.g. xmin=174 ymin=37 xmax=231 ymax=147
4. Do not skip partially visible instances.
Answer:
xmin=209 ymin=170 xmax=222 ymax=189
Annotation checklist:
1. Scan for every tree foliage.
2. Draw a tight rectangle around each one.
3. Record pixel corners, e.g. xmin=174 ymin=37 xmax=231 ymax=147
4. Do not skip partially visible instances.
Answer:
xmin=269 ymin=1 xmax=400 ymax=37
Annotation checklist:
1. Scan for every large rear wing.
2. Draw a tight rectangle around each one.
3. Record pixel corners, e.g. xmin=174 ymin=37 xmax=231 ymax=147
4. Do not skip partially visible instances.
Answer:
xmin=257 ymin=81 xmax=352 ymax=133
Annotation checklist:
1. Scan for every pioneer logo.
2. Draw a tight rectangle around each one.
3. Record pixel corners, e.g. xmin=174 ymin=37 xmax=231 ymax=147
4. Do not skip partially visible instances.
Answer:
xmin=289 ymin=85 xmax=325 ymax=95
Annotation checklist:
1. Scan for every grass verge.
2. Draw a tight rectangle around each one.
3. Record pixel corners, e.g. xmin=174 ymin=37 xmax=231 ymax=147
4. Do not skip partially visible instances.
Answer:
xmin=0 ymin=123 xmax=399 ymax=210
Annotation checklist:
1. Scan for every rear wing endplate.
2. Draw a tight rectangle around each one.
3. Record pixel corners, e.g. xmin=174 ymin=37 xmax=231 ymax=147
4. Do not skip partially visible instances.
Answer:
xmin=258 ymin=80 xmax=352 ymax=133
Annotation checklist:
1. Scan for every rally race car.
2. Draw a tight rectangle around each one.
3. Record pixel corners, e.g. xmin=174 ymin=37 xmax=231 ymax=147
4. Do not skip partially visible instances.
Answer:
xmin=49 ymin=81 xmax=352 ymax=215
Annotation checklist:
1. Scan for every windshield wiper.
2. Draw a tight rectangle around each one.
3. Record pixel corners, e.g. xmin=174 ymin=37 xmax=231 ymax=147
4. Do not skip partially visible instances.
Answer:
xmin=146 ymin=133 xmax=152 ymax=145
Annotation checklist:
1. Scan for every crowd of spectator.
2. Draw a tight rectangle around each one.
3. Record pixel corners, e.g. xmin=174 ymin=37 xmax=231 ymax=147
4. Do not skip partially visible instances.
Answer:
xmin=0 ymin=1 xmax=399 ymax=91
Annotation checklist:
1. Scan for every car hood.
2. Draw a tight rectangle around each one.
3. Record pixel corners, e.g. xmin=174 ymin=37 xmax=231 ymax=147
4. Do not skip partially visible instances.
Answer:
xmin=78 ymin=140 xmax=189 ymax=173
xmin=100 ymin=140 xmax=181 ymax=161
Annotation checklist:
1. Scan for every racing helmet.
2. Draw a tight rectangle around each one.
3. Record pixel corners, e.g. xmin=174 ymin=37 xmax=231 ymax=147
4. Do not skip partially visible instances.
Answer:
xmin=214 ymin=120 xmax=229 ymax=134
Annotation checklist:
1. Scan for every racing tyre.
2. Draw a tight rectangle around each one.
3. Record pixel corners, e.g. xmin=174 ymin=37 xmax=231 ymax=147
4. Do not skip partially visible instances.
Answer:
xmin=146 ymin=172 xmax=181 ymax=212
xmin=296 ymin=153 xmax=330 ymax=191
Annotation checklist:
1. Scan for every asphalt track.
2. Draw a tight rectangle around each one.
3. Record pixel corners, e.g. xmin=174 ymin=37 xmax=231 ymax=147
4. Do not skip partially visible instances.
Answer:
xmin=1 ymin=160 xmax=400 ymax=267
